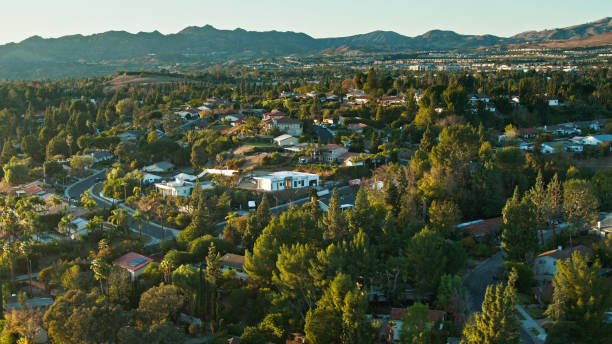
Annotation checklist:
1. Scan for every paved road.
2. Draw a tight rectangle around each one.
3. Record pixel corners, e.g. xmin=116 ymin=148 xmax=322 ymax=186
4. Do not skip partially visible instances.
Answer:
xmin=89 ymin=183 xmax=176 ymax=242
xmin=463 ymin=252 xmax=535 ymax=344
xmin=65 ymin=170 xmax=106 ymax=201
xmin=66 ymin=171 xmax=176 ymax=242
xmin=269 ymin=185 xmax=358 ymax=214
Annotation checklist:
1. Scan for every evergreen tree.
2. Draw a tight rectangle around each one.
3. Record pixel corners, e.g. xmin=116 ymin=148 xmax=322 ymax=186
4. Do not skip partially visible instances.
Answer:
xmin=501 ymin=187 xmax=538 ymax=262
xmin=322 ymin=188 xmax=347 ymax=241
xmin=545 ymin=251 xmax=612 ymax=342
xmin=461 ymin=270 xmax=519 ymax=344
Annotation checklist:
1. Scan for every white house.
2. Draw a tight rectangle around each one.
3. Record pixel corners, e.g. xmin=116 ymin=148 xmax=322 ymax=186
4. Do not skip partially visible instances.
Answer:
xmin=581 ymin=134 xmax=612 ymax=146
xmin=254 ymin=171 xmax=318 ymax=191
xmin=534 ymin=245 xmax=592 ymax=278
xmin=264 ymin=117 xmax=303 ymax=136
xmin=321 ymin=144 xmax=349 ymax=163
xmin=88 ymin=150 xmax=114 ymax=163
xmin=273 ymin=134 xmax=299 ymax=147
xmin=142 ymin=173 xmax=163 ymax=185
xmin=113 ymin=252 xmax=153 ymax=281
xmin=155 ymin=180 xmax=194 ymax=197
xmin=540 ymin=144 xmax=554 ymax=154
xmin=547 ymin=99 xmax=560 ymax=106
xmin=142 ymin=161 xmax=175 ymax=173
xmin=174 ymin=173 xmax=197 ymax=182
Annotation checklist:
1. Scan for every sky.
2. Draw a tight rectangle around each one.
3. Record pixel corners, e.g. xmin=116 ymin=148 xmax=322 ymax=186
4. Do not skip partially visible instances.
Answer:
xmin=0 ymin=0 xmax=610 ymax=44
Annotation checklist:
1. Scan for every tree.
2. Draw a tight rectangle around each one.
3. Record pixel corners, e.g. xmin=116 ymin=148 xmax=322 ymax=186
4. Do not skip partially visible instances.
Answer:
xmin=20 ymin=134 xmax=43 ymax=162
xmin=563 ymin=179 xmax=599 ymax=230
xmin=69 ymin=155 xmax=93 ymax=171
xmin=322 ymin=188 xmax=346 ymax=241
xmin=43 ymin=290 xmax=130 ymax=344
xmin=591 ymin=168 xmax=612 ymax=211
xmin=399 ymin=302 xmax=435 ymax=344
xmin=427 ymin=200 xmax=461 ymax=238
xmin=137 ymin=283 xmax=184 ymax=324
xmin=526 ymin=171 xmax=557 ymax=243
xmin=80 ymin=191 xmax=96 ymax=211
xmin=545 ymin=251 xmax=612 ymax=342
xmin=436 ymin=274 xmax=466 ymax=313
xmin=90 ymin=257 xmax=110 ymax=296
xmin=461 ymin=270 xmax=519 ymax=344
xmin=3 ymin=158 xmax=29 ymax=184
xmin=205 ymin=242 xmax=221 ymax=285
xmin=3 ymin=308 xmax=45 ymax=344
xmin=133 ymin=210 xmax=149 ymax=239
xmin=58 ymin=214 xmax=77 ymax=237
xmin=501 ymin=187 xmax=538 ymax=262
xmin=108 ymin=208 xmax=129 ymax=231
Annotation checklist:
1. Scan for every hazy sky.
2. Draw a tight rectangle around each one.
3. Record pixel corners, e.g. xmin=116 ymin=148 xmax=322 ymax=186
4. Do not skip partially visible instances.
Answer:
xmin=0 ymin=0 xmax=610 ymax=44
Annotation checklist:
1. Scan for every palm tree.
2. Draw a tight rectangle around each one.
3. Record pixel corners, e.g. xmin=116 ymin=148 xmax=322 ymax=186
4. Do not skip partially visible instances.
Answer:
xmin=86 ymin=216 xmax=104 ymax=234
xmin=108 ymin=208 xmax=128 ymax=232
xmin=2 ymin=242 xmax=16 ymax=280
xmin=19 ymin=242 xmax=33 ymax=295
xmin=132 ymin=210 xmax=149 ymax=239
xmin=58 ymin=214 xmax=77 ymax=238
xmin=90 ymin=257 xmax=110 ymax=297
xmin=80 ymin=191 xmax=96 ymax=211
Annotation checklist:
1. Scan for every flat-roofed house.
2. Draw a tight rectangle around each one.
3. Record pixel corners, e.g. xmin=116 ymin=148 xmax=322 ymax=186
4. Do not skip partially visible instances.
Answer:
xmin=254 ymin=171 xmax=318 ymax=191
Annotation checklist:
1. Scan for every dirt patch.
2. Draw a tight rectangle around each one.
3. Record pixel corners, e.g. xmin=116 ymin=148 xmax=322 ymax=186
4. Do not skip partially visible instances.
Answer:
xmin=105 ymin=73 xmax=186 ymax=90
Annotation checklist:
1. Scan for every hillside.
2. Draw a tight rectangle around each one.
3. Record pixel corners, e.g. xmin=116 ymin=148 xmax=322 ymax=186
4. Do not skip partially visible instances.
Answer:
xmin=1 ymin=17 xmax=611 ymax=79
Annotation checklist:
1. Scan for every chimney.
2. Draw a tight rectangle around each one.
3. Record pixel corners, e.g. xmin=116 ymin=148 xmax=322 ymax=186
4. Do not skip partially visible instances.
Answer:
xmin=557 ymin=245 xmax=562 ymax=251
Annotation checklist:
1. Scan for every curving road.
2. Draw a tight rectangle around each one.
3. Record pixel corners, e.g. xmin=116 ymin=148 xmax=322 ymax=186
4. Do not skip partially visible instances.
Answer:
xmin=66 ymin=170 xmax=176 ymax=242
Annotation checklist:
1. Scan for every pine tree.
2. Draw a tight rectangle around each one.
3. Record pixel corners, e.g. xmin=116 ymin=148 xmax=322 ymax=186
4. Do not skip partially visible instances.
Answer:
xmin=461 ymin=270 xmax=519 ymax=344
xmin=501 ymin=187 xmax=538 ymax=262
xmin=545 ymin=251 xmax=612 ymax=342
xmin=322 ymin=188 xmax=346 ymax=241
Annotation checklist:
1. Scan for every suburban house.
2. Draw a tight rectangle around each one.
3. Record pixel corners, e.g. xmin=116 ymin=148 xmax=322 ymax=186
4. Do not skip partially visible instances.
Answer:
xmin=117 ymin=130 xmax=144 ymax=142
xmin=220 ymin=253 xmax=246 ymax=273
xmin=142 ymin=161 xmax=175 ymax=173
xmin=113 ymin=252 xmax=153 ymax=280
xmin=142 ymin=173 xmax=163 ymax=185
xmin=69 ymin=217 xmax=90 ymax=240
xmin=381 ymin=96 xmax=406 ymax=106
xmin=457 ymin=217 xmax=502 ymax=240
xmin=177 ymin=108 xmax=201 ymax=120
xmin=579 ymin=134 xmax=612 ymax=146
xmin=155 ymin=178 xmax=213 ymax=197
xmin=341 ymin=152 xmax=365 ymax=167
xmin=273 ymin=134 xmax=299 ymax=147
xmin=321 ymin=144 xmax=349 ymax=163
xmin=542 ymin=124 xmax=580 ymax=136
xmin=88 ymin=150 xmax=114 ymax=163
xmin=174 ymin=173 xmax=198 ymax=183
xmin=387 ymin=308 xmax=446 ymax=342
xmin=254 ymin=171 xmax=319 ymax=191
xmin=534 ymin=245 xmax=592 ymax=279
xmin=264 ymin=117 xmax=303 ymax=136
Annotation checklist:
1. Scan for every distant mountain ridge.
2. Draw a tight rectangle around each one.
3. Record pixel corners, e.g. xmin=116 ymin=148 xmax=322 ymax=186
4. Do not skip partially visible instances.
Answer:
xmin=0 ymin=17 xmax=610 ymax=79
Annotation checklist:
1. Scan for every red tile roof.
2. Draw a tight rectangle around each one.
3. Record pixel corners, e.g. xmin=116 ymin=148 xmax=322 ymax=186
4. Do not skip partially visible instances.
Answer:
xmin=113 ymin=252 xmax=153 ymax=272
xmin=459 ymin=217 xmax=502 ymax=237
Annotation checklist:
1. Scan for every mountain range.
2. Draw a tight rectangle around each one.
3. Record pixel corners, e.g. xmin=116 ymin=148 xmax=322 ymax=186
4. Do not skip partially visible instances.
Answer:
xmin=1 ymin=17 xmax=611 ymax=80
